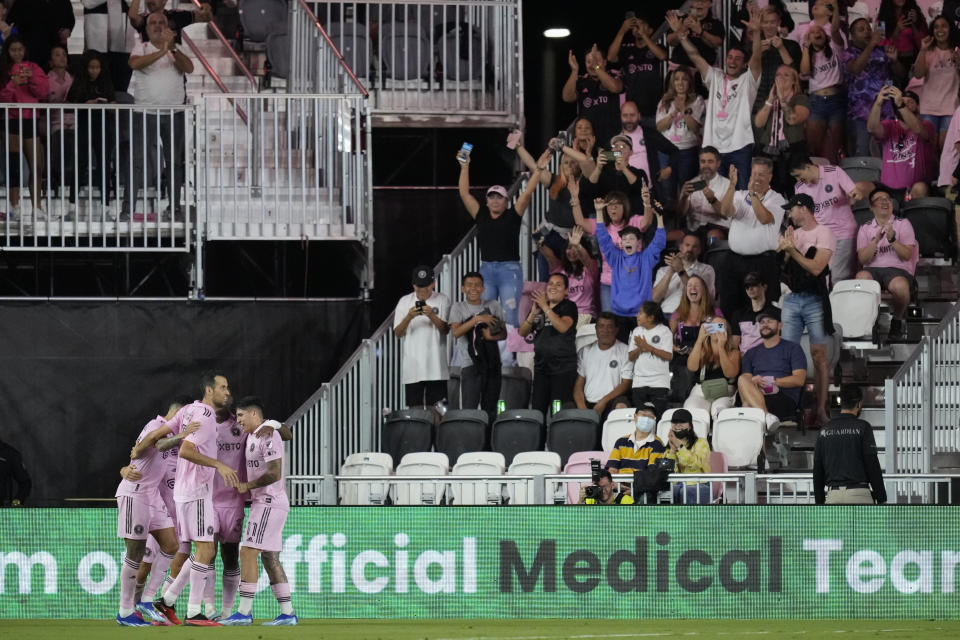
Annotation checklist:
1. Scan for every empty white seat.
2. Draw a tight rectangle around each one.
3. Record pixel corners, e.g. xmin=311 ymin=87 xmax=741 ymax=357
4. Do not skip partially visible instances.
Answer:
xmin=338 ymin=452 xmax=393 ymax=505
xmin=830 ymin=279 xmax=881 ymax=339
xmin=656 ymin=407 xmax=711 ymax=443
xmin=601 ymin=408 xmax=636 ymax=453
xmin=712 ymin=408 xmax=765 ymax=469
xmin=392 ymin=452 xmax=449 ymax=505
xmin=451 ymin=452 xmax=506 ymax=505
xmin=507 ymin=451 xmax=562 ymax=505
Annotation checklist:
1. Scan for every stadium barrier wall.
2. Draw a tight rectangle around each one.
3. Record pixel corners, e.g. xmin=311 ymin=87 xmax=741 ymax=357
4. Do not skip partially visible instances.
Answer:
xmin=3 ymin=506 xmax=960 ymax=619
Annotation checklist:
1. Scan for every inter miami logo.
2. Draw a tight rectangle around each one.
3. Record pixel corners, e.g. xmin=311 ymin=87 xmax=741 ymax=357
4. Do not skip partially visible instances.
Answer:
xmin=266 ymin=441 xmax=273 ymax=449
xmin=265 ymin=497 xmax=272 ymax=504
xmin=652 ymin=335 xmax=661 ymax=344
xmin=231 ymin=426 xmax=241 ymax=437
xmin=134 ymin=524 xmax=144 ymax=535
xmin=207 ymin=526 xmax=214 ymax=535
xmin=609 ymin=360 xmax=619 ymax=368
xmin=249 ymin=443 xmax=256 ymax=452
xmin=416 ymin=268 xmax=429 ymax=281
xmin=825 ymin=184 xmax=833 ymax=193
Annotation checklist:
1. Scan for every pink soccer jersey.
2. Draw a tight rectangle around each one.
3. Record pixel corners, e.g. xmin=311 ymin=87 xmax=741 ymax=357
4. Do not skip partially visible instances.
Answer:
xmin=213 ymin=413 xmax=248 ymax=508
xmin=173 ymin=401 xmax=220 ymax=502
xmin=115 ymin=416 xmax=167 ymax=501
xmin=245 ymin=425 xmax=289 ymax=510
xmin=795 ymin=165 xmax=858 ymax=240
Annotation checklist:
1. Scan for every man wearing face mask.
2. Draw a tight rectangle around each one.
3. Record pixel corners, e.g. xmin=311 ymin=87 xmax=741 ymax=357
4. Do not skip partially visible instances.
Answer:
xmin=813 ymin=385 xmax=886 ymax=505
xmin=605 ymin=403 xmax=666 ymax=476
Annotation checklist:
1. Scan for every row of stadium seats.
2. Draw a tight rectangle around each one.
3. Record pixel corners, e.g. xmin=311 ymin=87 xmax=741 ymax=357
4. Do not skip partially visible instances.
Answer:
xmin=339 ymin=449 xmax=730 ymax=505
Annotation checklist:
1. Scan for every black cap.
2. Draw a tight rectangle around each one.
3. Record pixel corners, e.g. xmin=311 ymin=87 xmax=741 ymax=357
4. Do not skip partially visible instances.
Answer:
xmin=903 ymin=90 xmax=920 ymax=103
xmin=743 ymin=271 xmax=763 ymax=286
xmin=670 ymin=409 xmax=693 ymax=425
xmin=756 ymin=307 xmax=781 ymax=323
xmin=637 ymin=401 xmax=659 ymax=420
xmin=782 ymin=193 xmax=815 ymax=212
xmin=412 ymin=265 xmax=435 ymax=287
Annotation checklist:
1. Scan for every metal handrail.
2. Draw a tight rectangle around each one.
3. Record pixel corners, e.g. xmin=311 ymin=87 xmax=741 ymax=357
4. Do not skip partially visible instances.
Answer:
xmin=294 ymin=0 xmax=369 ymax=96
xmin=180 ymin=30 xmax=249 ymax=126
xmin=189 ymin=0 xmax=259 ymax=89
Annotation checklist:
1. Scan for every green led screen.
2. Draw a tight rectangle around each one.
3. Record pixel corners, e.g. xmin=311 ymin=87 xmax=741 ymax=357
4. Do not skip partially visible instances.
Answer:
xmin=2 ymin=506 xmax=960 ymax=618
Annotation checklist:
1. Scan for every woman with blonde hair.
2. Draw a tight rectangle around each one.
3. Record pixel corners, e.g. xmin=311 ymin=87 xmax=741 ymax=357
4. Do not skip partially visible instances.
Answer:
xmin=753 ymin=64 xmax=810 ymax=192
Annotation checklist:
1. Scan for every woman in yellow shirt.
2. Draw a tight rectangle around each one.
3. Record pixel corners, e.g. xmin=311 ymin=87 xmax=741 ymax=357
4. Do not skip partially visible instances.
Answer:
xmin=663 ymin=409 xmax=712 ymax=504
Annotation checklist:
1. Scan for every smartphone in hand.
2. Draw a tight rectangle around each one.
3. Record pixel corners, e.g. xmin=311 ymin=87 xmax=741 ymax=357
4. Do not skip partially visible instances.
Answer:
xmin=456 ymin=142 xmax=473 ymax=164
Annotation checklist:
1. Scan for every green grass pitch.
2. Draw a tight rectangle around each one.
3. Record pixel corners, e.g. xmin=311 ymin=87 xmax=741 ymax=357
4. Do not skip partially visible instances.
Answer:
xmin=5 ymin=619 xmax=960 ymax=639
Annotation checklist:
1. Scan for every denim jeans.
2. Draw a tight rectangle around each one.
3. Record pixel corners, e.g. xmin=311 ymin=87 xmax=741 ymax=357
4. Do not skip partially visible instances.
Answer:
xmin=719 ymin=144 xmax=752 ymax=190
xmin=600 ymin=283 xmax=612 ymax=313
xmin=781 ymin=291 xmax=830 ymax=346
xmin=658 ymin=147 xmax=699 ymax=203
xmin=672 ymin=482 xmax=712 ymax=504
xmin=847 ymin=118 xmax=873 ymax=158
xmin=480 ymin=260 xmax=523 ymax=326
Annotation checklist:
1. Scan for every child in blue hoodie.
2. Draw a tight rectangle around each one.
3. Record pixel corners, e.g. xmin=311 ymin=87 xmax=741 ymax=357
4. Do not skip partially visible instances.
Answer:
xmin=595 ymin=187 xmax=666 ymax=342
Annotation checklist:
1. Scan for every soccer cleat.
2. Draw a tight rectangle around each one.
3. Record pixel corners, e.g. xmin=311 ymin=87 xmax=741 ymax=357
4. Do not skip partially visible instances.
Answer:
xmin=116 ymin=612 xmax=153 ymax=627
xmin=136 ymin=601 xmax=170 ymax=625
xmin=153 ymin=600 xmax=180 ymax=625
xmin=218 ymin=612 xmax=253 ymax=626
xmin=184 ymin=613 xmax=222 ymax=626
xmin=263 ymin=613 xmax=299 ymax=626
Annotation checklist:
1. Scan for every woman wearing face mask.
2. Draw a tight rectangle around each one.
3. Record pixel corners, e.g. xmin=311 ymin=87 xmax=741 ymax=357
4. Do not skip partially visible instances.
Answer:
xmin=663 ymin=410 xmax=712 ymax=504
xmin=627 ymin=301 xmax=673 ymax=416
xmin=605 ymin=402 xmax=667 ymax=479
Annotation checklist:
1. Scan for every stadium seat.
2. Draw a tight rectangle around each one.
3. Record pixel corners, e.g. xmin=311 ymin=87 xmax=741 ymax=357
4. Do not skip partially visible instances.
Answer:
xmin=563 ymin=450 xmax=608 ymax=504
xmin=338 ymin=452 xmax=393 ymax=505
xmin=546 ymin=409 xmax=601 ymax=466
xmin=328 ymin=22 xmax=371 ymax=78
xmin=381 ymin=409 xmax=435 ymax=470
xmin=829 ymin=279 xmax=881 ymax=339
xmin=703 ymin=238 xmax=730 ymax=275
xmin=712 ymin=408 xmax=765 ymax=469
xmin=600 ymin=408 xmax=636 ymax=453
xmin=450 ymin=452 xmax=505 ymax=505
xmin=507 ymin=451 xmax=562 ymax=505
xmin=441 ymin=22 xmax=485 ymax=80
xmin=839 ymin=156 xmax=881 ymax=183
xmin=392 ymin=452 xmax=449 ymax=505
xmin=380 ymin=20 xmax=432 ymax=81
xmin=852 ymin=198 xmax=873 ymax=227
xmin=435 ymin=409 xmax=488 ymax=463
xmin=238 ymin=0 xmax=288 ymax=43
xmin=656 ymin=407 xmax=711 ymax=443
xmin=709 ymin=450 xmax=728 ymax=503
xmin=266 ymin=32 xmax=291 ymax=79
xmin=491 ymin=409 xmax=544 ymax=466
xmin=499 ymin=366 xmax=532 ymax=410
xmin=903 ymin=197 xmax=954 ymax=259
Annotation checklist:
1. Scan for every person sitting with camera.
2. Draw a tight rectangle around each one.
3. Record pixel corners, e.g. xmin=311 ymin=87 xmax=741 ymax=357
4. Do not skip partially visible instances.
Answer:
xmin=662 ymin=409 xmax=713 ymax=504
xmin=578 ymin=467 xmax=634 ymax=505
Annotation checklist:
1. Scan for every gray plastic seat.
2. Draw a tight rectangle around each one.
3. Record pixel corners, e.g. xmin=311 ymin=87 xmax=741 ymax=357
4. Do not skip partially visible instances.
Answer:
xmin=381 ymin=409 xmax=435 ymax=464
xmin=436 ymin=409 xmax=488 ymax=464
xmin=239 ymin=0 xmax=288 ymax=43
xmin=491 ymin=409 xmax=544 ymax=467
xmin=546 ymin=409 xmax=600 ymax=467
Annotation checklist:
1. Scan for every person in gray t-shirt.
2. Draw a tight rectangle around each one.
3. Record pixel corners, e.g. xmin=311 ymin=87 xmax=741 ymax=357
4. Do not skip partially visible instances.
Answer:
xmin=449 ymin=272 xmax=507 ymax=425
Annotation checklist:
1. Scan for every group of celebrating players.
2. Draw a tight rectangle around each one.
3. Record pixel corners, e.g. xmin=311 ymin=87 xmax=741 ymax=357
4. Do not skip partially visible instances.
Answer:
xmin=113 ymin=371 xmax=298 ymax=626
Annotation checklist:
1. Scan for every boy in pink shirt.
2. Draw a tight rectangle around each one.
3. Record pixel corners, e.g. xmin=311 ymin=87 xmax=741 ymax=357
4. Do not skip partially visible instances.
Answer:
xmin=790 ymin=157 xmax=862 ymax=281
xmin=856 ymin=186 xmax=919 ymax=339
xmin=778 ymin=193 xmax=836 ymax=425
xmin=220 ymin=397 xmax=298 ymax=627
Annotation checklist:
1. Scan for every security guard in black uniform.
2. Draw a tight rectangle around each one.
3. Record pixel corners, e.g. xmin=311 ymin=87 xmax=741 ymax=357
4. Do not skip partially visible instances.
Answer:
xmin=0 ymin=436 xmax=30 ymax=506
xmin=813 ymin=385 xmax=886 ymax=505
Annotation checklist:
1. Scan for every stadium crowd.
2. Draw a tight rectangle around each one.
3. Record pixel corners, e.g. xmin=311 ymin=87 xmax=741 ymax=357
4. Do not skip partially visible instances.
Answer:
xmin=394 ymin=0 xmax=955 ymax=482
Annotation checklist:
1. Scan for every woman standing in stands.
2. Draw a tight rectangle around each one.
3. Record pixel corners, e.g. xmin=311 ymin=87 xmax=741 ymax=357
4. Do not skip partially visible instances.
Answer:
xmin=570 ymin=185 xmax=651 ymax=313
xmin=558 ymin=117 xmax=599 ymax=176
xmin=877 ymin=0 xmax=927 ymax=70
xmin=913 ymin=16 xmax=960 ymax=152
xmin=519 ymin=273 xmax=579 ymax=418
xmin=753 ymin=64 xmax=810 ymax=193
xmin=800 ymin=6 xmax=845 ymax=164
xmin=539 ymin=226 xmax=599 ymax=323
xmin=0 ymin=36 xmax=49 ymax=220
xmin=457 ymin=148 xmax=538 ymax=333
xmin=69 ymin=51 xmax=117 ymax=202
xmin=684 ymin=319 xmax=740 ymax=422
xmin=669 ymin=275 xmax=722 ymax=400
xmin=655 ymin=67 xmax=704 ymax=204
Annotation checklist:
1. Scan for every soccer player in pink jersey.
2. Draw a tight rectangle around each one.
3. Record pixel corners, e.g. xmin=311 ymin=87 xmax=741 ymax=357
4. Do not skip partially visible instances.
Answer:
xmin=154 ymin=371 xmax=238 ymax=626
xmin=220 ymin=396 xmax=297 ymax=626
xmin=114 ymin=397 xmax=195 ymax=627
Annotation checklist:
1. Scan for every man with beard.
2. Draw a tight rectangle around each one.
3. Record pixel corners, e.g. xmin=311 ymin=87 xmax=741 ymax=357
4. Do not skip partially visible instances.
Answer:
xmin=677 ymin=146 xmax=730 ymax=244
xmin=651 ymin=233 xmax=715 ymax=315
xmin=737 ymin=308 xmax=807 ymax=432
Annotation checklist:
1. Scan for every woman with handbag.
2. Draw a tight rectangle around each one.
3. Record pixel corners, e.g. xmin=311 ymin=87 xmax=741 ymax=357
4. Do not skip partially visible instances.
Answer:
xmin=684 ymin=320 xmax=741 ymax=422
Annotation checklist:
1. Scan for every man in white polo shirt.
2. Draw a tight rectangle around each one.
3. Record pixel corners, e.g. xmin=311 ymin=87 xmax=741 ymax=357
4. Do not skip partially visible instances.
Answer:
xmin=678 ymin=146 xmax=731 ymax=244
xmin=789 ymin=156 xmax=862 ymax=282
xmin=126 ymin=10 xmax=192 ymax=220
xmin=666 ymin=7 xmax=762 ymax=190
xmin=573 ymin=313 xmax=632 ymax=421
xmin=717 ymin=157 xmax=787 ymax=319
xmin=651 ymin=232 xmax=715 ymax=315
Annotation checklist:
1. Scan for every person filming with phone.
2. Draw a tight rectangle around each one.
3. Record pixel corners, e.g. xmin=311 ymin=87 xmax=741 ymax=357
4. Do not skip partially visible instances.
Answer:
xmin=677 ymin=146 xmax=730 ymax=244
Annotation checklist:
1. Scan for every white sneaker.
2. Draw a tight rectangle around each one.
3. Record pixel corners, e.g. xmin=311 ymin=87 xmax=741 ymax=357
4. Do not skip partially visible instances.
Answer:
xmin=764 ymin=413 xmax=781 ymax=434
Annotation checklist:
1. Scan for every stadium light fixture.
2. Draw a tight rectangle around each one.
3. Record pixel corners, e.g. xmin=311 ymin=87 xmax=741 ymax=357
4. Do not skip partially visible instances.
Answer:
xmin=543 ymin=28 xmax=571 ymax=38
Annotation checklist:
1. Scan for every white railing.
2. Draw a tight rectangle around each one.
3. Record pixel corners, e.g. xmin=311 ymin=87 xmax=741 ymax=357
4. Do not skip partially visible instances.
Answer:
xmin=200 ymin=93 xmax=373 ymax=245
xmin=0 ymin=104 xmax=195 ymax=251
xmin=286 ymin=472 xmax=956 ymax=506
xmin=289 ymin=0 xmax=373 ymax=95
xmin=885 ymin=302 xmax=960 ymax=473
xmin=292 ymin=0 xmax=523 ymax=124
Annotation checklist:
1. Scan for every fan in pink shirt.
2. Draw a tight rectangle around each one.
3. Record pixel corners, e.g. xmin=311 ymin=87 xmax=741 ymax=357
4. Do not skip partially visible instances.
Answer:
xmin=790 ymin=158 xmax=863 ymax=281
xmin=868 ymin=85 xmax=936 ymax=190
xmin=856 ymin=186 xmax=919 ymax=339
xmin=219 ymin=397 xmax=298 ymax=626
xmin=155 ymin=372 xmax=238 ymax=626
